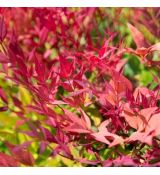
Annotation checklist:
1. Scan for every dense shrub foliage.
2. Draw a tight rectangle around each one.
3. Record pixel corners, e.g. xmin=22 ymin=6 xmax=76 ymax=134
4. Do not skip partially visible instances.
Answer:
xmin=0 ymin=7 xmax=160 ymax=167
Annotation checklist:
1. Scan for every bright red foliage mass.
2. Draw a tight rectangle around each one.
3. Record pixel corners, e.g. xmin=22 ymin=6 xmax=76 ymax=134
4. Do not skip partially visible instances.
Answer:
xmin=0 ymin=8 xmax=159 ymax=167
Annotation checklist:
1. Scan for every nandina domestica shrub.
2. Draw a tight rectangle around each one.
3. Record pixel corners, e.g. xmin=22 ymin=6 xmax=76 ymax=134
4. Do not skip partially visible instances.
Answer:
xmin=0 ymin=7 xmax=159 ymax=167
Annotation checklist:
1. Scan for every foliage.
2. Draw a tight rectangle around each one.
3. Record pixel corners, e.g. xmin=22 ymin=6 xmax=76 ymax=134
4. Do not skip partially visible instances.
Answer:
xmin=0 ymin=7 xmax=159 ymax=167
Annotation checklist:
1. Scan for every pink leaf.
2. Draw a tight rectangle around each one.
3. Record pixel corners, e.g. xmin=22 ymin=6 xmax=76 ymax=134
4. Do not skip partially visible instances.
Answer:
xmin=0 ymin=16 xmax=7 ymax=42
xmin=6 ymin=142 xmax=35 ymax=166
xmin=127 ymin=23 xmax=148 ymax=48
xmin=0 ymin=53 xmax=9 ymax=63
xmin=0 ymin=152 xmax=20 ymax=167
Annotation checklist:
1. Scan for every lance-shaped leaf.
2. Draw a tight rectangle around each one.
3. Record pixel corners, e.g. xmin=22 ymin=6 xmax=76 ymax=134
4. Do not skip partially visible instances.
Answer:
xmin=0 ymin=53 xmax=9 ymax=63
xmin=91 ymin=120 xmax=124 ymax=147
xmin=59 ymin=56 xmax=74 ymax=78
xmin=0 ymin=152 xmax=20 ymax=167
xmin=0 ymin=16 xmax=7 ymax=42
xmin=122 ymin=105 xmax=160 ymax=145
xmin=62 ymin=109 xmax=92 ymax=133
xmin=0 ymin=106 xmax=8 ymax=112
xmin=149 ymin=43 xmax=160 ymax=52
xmin=6 ymin=142 xmax=35 ymax=166
xmin=127 ymin=23 xmax=148 ymax=48
xmin=103 ymin=155 xmax=137 ymax=167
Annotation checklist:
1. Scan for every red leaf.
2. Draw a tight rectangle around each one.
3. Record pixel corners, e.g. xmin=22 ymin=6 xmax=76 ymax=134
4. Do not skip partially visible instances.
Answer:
xmin=63 ymin=109 xmax=91 ymax=134
xmin=39 ymin=27 xmax=49 ymax=45
xmin=6 ymin=142 xmax=35 ymax=166
xmin=91 ymin=120 xmax=124 ymax=147
xmin=0 ymin=53 xmax=9 ymax=63
xmin=34 ymin=56 xmax=45 ymax=81
xmin=122 ymin=105 xmax=157 ymax=131
xmin=127 ymin=23 xmax=148 ymax=48
xmin=123 ymin=105 xmax=160 ymax=145
xmin=0 ymin=106 xmax=8 ymax=112
xmin=0 ymin=16 xmax=7 ymax=42
xmin=80 ymin=108 xmax=91 ymax=130
xmin=59 ymin=56 xmax=74 ymax=78
xmin=0 ymin=152 xmax=20 ymax=167
xmin=149 ymin=43 xmax=160 ymax=52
